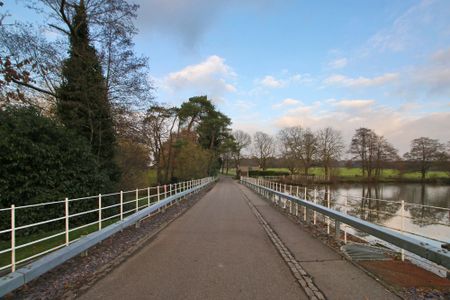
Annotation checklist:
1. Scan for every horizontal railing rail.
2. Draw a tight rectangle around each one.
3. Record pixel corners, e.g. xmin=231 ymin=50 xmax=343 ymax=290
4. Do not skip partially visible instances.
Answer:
xmin=241 ymin=177 xmax=450 ymax=271
xmin=0 ymin=177 xmax=216 ymax=274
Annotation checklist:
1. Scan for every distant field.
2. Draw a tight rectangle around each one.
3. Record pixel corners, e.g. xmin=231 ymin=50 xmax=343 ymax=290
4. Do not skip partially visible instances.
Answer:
xmin=222 ymin=167 xmax=449 ymax=180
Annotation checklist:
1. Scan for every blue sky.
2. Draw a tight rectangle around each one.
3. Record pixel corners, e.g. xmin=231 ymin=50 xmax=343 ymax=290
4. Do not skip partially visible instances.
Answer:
xmin=7 ymin=0 xmax=450 ymax=153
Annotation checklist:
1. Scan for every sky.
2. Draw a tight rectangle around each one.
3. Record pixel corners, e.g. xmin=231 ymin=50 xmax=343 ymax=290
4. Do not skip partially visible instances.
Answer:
xmin=7 ymin=0 xmax=450 ymax=154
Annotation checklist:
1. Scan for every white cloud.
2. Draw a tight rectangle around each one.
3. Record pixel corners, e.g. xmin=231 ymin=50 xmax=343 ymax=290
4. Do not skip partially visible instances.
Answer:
xmin=328 ymin=58 xmax=348 ymax=69
xmin=396 ymin=47 xmax=450 ymax=99
xmin=366 ymin=0 xmax=450 ymax=53
xmin=260 ymin=75 xmax=284 ymax=88
xmin=333 ymin=99 xmax=375 ymax=108
xmin=163 ymin=55 xmax=236 ymax=101
xmin=256 ymin=73 xmax=312 ymax=89
xmin=272 ymin=98 xmax=301 ymax=108
xmin=324 ymin=73 xmax=398 ymax=88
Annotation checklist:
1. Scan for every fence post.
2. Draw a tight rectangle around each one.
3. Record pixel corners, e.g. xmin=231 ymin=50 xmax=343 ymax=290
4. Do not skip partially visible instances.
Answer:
xmin=11 ymin=204 xmax=15 ymax=272
xmin=135 ymin=188 xmax=139 ymax=212
xmin=327 ymin=188 xmax=330 ymax=235
xmin=313 ymin=188 xmax=317 ymax=225
xmin=401 ymin=200 xmax=405 ymax=261
xmin=304 ymin=187 xmax=307 ymax=222
xmin=157 ymin=186 xmax=160 ymax=202
xmin=344 ymin=192 xmax=348 ymax=244
xmin=65 ymin=197 xmax=69 ymax=246
xmin=120 ymin=191 xmax=124 ymax=221
xmin=147 ymin=187 xmax=150 ymax=207
xmin=98 ymin=194 xmax=102 ymax=230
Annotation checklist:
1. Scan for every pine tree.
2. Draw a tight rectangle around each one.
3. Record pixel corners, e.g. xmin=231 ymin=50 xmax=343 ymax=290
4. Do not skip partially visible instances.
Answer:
xmin=56 ymin=0 xmax=119 ymax=186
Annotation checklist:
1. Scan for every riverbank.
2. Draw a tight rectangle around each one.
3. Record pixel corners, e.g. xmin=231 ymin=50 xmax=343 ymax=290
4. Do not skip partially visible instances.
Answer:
xmin=223 ymin=167 xmax=450 ymax=185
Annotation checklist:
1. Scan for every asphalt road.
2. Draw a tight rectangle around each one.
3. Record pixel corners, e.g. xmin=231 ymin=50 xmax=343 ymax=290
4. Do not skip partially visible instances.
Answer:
xmin=80 ymin=177 xmax=307 ymax=299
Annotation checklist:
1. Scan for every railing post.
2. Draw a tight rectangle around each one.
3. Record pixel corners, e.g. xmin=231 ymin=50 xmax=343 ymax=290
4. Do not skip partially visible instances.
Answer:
xmin=164 ymin=185 xmax=167 ymax=198
xmin=401 ymin=200 xmax=405 ymax=261
xmin=304 ymin=187 xmax=307 ymax=221
xmin=335 ymin=220 xmax=341 ymax=240
xmin=65 ymin=197 xmax=69 ymax=246
xmin=11 ymin=204 xmax=15 ymax=272
xmin=344 ymin=192 xmax=348 ymax=244
xmin=169 ymin=184 xmax=172 ymax=196
xmin=327 ymin=188 xmax=330 ymax=235
xmin=295 ymin=186 xmax=299 ymax=216
xmin=147 ymin=187 xmax=150 ymax=207
xmin=313 ymin=188 xmax=317 ymax=225
xmin=120 ymin=191 xmax=124 ymax=221
xmin=157 ymin=186 xmax=160 ymax=202
xmin=98 ymin=194 xmax=102 ymax=230
xmin=135 ymin=188 xmax=139 ymax=212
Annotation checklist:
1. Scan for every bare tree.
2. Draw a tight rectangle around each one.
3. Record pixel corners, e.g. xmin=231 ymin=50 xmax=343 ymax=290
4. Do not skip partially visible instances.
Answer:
xmin=277 ymin=126 xmax=303 ymax=174
xmin=404 ymin=137 xmax=445 ymax=180
xmin=253 ymin=131 xmax=275 ymax=171
xmin=2 ymin=0 xmax=153 ymax=110
xmin=316 ymin=127 xmax=344 ymax=180
xmin=232 ymin=130 xmax=251 ymax=170
xmin=301 ymin=129 xmax=317 ymax=176
xmin=374 ymin=136 xmax=399 ymax=178
xmin=143 ymin=105 xmax=178 ymax=184
xmin=349 ymin=127 xmax=378 ymax=178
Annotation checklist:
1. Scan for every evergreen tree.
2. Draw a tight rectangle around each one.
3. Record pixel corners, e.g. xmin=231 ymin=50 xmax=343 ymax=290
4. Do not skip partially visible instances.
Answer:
xmin=56 ymin=0 xmax=119 ymax=186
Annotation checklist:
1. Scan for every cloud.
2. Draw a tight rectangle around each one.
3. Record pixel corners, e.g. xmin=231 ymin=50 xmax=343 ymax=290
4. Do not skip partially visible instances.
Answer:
xmin=366 ymin=0 xmax=450 ymax=53
xmin=136 ymin=0 xmax=275 ymax=48
xmin=260 ymin=75 xmax=284 ymax=88
xmin=328 ymin=58 xmax=348 ymax=69
xmin=333 ymin=99 xmax=375 ymax=108
xmin=396 ymin=47 xmax=450 ymax=99
xmin=163 ymin=55 xmax=236 ymax=102
xmin=324 ymin=73 xmax=398 ymax=88
xmin=273 ymin=99 xmax=450 ymax=154
xmin=272 ymin=98 xmax=301 ymax=109
xmin=256 ymin=73 xmax=312 ymax=89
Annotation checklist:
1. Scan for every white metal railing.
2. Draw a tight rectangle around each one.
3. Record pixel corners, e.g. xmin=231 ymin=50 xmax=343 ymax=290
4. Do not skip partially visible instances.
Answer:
xmin=0 ymin=177 xmax=215 ymax=273
xmin=241 ymin=177 xmax=450 ymax=274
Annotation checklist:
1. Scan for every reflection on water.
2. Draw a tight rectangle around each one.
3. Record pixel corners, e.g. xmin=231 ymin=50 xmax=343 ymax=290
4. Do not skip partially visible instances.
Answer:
xmin=308 ymin=183 xmax=450 ymax=243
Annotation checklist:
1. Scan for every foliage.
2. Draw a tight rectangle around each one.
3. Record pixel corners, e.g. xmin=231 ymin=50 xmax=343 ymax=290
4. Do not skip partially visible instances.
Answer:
xmin=115 ymin=138 xmax=151 ymax=190
xmin=404 ymin=137 xmax=445 ymax=179
xmin=56 ymin=0 xmax=119 ymax=186
xmin=249 ymin=170 xmax=290 ymax=177
xmin=0 ymin=106 xmax=110 ymax=237
xmin=172 ymin=138 xmax=211 ymax=181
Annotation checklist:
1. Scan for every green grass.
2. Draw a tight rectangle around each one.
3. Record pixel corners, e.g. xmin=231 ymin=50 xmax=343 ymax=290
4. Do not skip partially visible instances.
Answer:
xmin=222 ymin=167 xmax=449 ymax=180
xmin=0 ymin=190 xmax=174 ymax=271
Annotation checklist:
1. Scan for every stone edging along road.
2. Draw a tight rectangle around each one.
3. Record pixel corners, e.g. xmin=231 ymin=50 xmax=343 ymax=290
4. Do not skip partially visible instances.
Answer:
xmin=240 ymin=188 xmax=326 ymax=300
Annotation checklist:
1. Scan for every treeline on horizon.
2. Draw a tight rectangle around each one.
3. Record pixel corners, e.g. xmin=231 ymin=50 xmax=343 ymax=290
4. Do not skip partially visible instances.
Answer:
xmin=220 ymin=127 xmax=450 ymax=181
xmin=0 ymin=0 xmax=232 ymax=236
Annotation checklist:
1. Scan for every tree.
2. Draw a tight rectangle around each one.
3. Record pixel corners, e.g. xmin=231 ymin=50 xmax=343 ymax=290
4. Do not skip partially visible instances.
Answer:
xmin=143 ymin=105 xmax=178 ymax=184
xmin=253 ymin=132 xmax=275 ymax=170
xmin=301 ymin=129 xmax=318 ymax=176
xmin=56 ymin=0 xmax=118 ymax=186
xmin=349 ymin=128 xmax=378 ymax=178
xmin=219 ymin=136 xmax=236 ymax=174
xmin=277 ymin=127 xmax=302 ymax=174
xmin=0 ymin=106 xmax=110 ymax=235
xmin=404 ymin=137 xmax=445 ymax=180
xmin=232 ymin=130 xmax=251 ymax=170
xmin=316 ymin=127 xmax=344 ymax=180
xmin=1 ymin=0 xmax=153 ymax=110
xmin=373 ymin=136 xmax=399 ymax=178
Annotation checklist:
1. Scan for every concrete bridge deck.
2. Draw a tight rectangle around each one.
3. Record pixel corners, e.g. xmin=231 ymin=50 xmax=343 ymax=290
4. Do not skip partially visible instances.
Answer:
xmin=80 ymin=177 xmax=396 ymax=300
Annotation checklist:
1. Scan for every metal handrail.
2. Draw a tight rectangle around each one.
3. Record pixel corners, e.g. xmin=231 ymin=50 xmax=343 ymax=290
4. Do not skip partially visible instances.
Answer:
xmin=0 ymin=177 xmax=215 ymax=273
xmin=241 ymin=177 xmax=450 ymax=270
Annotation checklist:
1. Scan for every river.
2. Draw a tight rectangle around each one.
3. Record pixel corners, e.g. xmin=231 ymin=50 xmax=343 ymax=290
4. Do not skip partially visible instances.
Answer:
xmin=310 ymin=183 xmax=450 ymax=243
